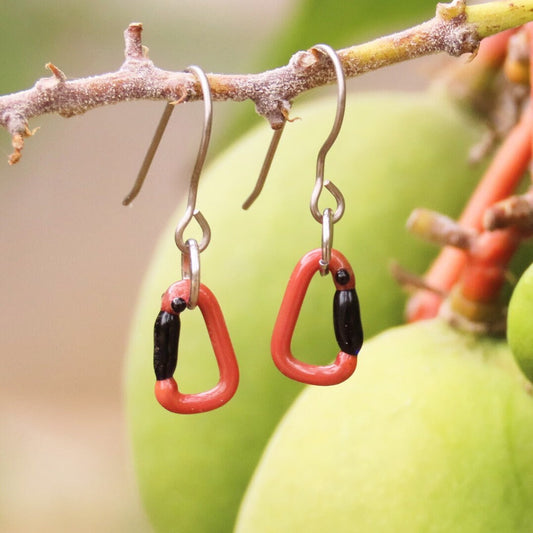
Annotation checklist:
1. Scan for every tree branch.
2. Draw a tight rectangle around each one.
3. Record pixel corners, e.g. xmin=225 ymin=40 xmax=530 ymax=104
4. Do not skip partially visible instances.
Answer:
xmin=2 ymin=0 xmax=533 ymax=164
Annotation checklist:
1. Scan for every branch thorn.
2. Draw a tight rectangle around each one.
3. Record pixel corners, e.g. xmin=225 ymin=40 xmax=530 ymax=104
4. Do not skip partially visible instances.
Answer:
xmin=437 ymin=0 xmax=467 ymax=22
xmin=406 ymin=208 xmax=477 ymax=250
xmin=124 ymin=22 xmax=144 ymax=59
xmin=45 ymin=62 xmax=67 ymax=82
xmin=390 ymin=261 xmax=447 ymax=296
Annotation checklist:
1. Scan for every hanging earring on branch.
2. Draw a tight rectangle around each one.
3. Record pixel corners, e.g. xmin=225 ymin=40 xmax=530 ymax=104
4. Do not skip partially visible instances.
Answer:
xmin=269 ymin=44 xmax=364 ymax=386
xmin=150 ymin=66 xmax=239 ymax=414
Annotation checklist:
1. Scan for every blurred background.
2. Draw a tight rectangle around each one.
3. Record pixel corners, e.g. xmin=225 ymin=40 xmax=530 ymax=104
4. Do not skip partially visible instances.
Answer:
xmin=0 ymin=0 xmax=452 ymax=530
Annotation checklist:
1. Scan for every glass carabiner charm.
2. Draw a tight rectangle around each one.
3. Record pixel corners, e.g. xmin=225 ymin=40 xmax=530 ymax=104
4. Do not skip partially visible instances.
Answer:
xmin=271 ymin=248 xmax=363 ymax=385
xmin=153 ymin=279 xmax=239 ymax=414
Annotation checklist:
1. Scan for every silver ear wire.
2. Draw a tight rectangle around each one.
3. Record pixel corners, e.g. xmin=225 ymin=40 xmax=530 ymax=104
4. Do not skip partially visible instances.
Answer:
xmin=174 ymin=65 xmax=213 ymax=254
xmin=242 ymin=122 xmax=285 ymax=210
xmin=242 ymin=44 xmax=347 ymax=218
xmin=122 ymin=66 xmax=213 ymax=254
xmin=309 ymin=44 xmax=347 ymax=225
xmin=122 ymin=102 xmax=175 ymax=206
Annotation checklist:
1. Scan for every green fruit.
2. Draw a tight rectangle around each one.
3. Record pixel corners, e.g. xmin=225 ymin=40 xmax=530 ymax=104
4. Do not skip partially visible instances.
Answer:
xmin=236 ymin=319 xmax=533 ymax=533
xmin=508 ymin=262 xmax=533 ymax=380
xmin=125 ymin=92 xmax=486 ymax=532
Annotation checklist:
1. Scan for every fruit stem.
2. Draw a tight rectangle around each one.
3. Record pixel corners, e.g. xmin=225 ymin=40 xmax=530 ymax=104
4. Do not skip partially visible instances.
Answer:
xmin=407 ymin=105 xmax=532 ymax=322
xmin=458 ymin=229 xmax=521 ymax=304
xmin=530 ymin=23 xmax=533 ymax=160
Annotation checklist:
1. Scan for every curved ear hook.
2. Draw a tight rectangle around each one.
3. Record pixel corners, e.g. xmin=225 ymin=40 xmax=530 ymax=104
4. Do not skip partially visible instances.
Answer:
xmin=122 ymin=102 xmax=175 ymax=206
xmin=309 ymin=44 xmax=347 ymax=224
xmin=122 ymin=66 xmax=213 ymax=246
xmin=174 ymin=65 xmax=213 ymax=253
xmin=242 ymin=122 xmax=286 ymax=210
xmin=242 ymin=45 xmax=347 ymax=212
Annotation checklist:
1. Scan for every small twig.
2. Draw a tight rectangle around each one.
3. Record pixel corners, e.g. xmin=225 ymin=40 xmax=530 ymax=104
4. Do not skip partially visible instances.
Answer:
xmin=1 ymin=0 xmax=533 ymax=164
xmin=407 ymin=208 xmax=478 ymax=250
xmin=484 ymin=189 xmax=533 ymax=230
xmin=121 ymin=102 xmax=175 ymax=206
xmin=390 ymin=261 xmax=448 ymax=296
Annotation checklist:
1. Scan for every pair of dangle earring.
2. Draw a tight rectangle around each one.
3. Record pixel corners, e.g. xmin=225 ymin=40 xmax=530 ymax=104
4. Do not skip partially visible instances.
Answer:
xmin=125 ymin=45 xmax=363 ymax=415
xmin=125 ymin=66 xmax=239 ymax=414
xmin=246 ymin=44 xmax=364 ymax=386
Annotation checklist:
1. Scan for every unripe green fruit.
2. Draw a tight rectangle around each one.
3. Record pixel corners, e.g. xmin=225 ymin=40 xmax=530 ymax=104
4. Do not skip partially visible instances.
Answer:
xmin=125 ymin=92 xmax=486 ymax=532
xmin=235 ymin=319 xmax=533 ymax=533
xmin=508 ymin=262 xmax=533 ymax=380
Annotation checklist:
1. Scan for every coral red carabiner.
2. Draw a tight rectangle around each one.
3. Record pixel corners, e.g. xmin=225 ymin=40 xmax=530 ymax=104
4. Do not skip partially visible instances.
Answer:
xmin=153 ymin=279 xmax=239 ymax=414
xmin=271 ymin=248 xmax=363 ymax=385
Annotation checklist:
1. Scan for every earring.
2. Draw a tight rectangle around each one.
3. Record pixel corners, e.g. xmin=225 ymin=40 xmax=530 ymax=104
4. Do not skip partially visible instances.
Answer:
xmin=270 ymin=44 xmax=364 ymax=386
xmin=151 ymin=66 xmax=239 ymax=414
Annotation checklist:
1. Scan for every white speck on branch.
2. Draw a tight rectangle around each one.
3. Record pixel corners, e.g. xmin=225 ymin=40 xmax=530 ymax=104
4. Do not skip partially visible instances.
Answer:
xmin=1 ymin=0 xmax=533 ymax=164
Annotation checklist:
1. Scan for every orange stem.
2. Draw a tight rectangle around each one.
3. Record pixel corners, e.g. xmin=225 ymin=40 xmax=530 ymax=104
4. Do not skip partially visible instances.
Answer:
xmin=407 ymin=106 xmax=532 ymax=322
xmin=459 ymin=228 xmax=521 ymax=303
xmin=529 ymin=23 xmax=533 ymax=163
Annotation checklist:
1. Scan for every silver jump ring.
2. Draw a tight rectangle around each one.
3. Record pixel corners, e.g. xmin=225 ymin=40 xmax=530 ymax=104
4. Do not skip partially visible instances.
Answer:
xmin=181 ymin=238 xmax=201 ymax=309
xmin=319 ymin=208 xmax=333 ymax=276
